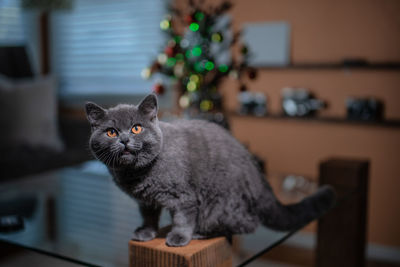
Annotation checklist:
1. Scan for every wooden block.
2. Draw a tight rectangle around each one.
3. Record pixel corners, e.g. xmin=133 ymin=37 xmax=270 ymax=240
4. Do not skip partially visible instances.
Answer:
xmin=317 ymin=158 xmax=369 ymax=267
xmin=129 ymin=235 xmax=232 ymax=267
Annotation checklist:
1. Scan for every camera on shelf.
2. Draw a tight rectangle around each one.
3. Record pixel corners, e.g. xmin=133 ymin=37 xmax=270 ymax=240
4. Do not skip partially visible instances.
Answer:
xmin=346 ymin=97 xmax=384 ymax=121
xmin=238 ymin=91 xmax=267 ymax=117
xmin=281 ymin=87 xmax=326 ymax=117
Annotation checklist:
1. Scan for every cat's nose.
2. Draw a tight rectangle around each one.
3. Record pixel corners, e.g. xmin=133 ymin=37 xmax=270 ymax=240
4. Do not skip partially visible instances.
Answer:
xmin=119 ymin=134 xmax=130 ymax=145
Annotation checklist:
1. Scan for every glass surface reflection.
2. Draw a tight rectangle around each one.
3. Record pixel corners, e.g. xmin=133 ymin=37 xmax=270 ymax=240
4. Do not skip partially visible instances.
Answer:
xmin=0 ymin=161 xmax=299 ymax=266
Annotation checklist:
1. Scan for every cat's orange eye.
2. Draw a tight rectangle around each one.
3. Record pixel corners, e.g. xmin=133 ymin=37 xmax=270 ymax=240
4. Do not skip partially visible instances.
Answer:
xmin=131 ymin=125 xmax=142 ymax=134
xmin=107 ymin=128 xmax=118 ymax=138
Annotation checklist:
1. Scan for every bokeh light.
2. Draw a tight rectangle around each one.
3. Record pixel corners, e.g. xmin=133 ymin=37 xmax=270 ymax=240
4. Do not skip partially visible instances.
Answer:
xmin=194 ymin=12 xmax=204 ymax=21
xmin=218 ymin=64 xmax=229 ymax=73
xmin=189 ymin=74 xmax=200 ymax=83
xmin=157 ymin=53 xmax=167 ymax=64
xmin=189 ymin=23 xmax=199 ymax=32
xmin=211 ymin=33 xmax=222 ymax=42
xmin=179 ymin=95 xmax=190 ymax=108
xmin=200 ymin=100 xmax=213 ymax=111
xmin=194 ymin=62 xmax=205 ymax=72
xmin=191 ymin=46 xmax=202 ymax=57
xmin=166 ymin=57 xmax=176 ymax=67
xmin=140 ymin=68 xmax=151 ymax=79
xmin=185 ymin=50 xmax=192 ymax=58
xmin=205 ymin=61 xmax=214 ymax=71
xmin=160 ymin=19 xmax=170 ymax=30
xmin=187 ymin=81 xmax=197 ymax=91
xmin=175 ymin=53 xmax=184 ymax=61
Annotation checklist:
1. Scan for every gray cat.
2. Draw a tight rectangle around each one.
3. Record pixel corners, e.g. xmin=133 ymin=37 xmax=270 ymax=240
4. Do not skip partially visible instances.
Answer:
xmin=85 ymin=94 xmax=335 ymax=247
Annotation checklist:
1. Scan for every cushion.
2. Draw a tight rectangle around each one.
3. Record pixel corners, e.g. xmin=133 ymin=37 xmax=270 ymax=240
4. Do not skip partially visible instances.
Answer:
xmin=0 ymin=75 xmax=64 ymax=151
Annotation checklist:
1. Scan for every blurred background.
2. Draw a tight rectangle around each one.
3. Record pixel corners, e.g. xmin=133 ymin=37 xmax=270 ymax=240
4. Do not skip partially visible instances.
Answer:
xmin=0 ymin=0 xmax=399 ymax=266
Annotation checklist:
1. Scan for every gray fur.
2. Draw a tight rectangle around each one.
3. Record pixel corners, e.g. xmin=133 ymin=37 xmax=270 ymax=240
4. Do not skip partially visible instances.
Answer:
xmin=85 ymin=94 xmax=336 ymax=247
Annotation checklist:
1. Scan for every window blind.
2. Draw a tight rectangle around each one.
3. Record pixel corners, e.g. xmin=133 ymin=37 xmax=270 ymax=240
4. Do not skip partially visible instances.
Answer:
xmin=51 ymin=0 xmax=165 ymax=97
xmin=0 ymin=0 xmax=25 ymax=45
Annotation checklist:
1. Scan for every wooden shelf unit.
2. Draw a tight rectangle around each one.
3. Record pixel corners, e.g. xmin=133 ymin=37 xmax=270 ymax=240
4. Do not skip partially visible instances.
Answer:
xmin=230 ymin=113 xmax=400 ymax=129
xmin=258 ymin=62 xmax=400 ymax=71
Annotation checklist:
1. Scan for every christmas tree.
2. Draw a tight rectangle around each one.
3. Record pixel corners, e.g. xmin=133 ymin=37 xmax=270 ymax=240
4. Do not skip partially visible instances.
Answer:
xmin=142 ymin=0 xmax=256 ymax=120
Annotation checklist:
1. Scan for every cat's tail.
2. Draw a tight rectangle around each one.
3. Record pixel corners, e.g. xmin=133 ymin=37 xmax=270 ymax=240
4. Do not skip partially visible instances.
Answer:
xmin=258 ymin=185 xmax=336 ymax=231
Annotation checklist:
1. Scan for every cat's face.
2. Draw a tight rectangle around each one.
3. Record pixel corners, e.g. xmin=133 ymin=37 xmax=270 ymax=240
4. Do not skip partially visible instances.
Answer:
xmin=85 ymin=94 xmax=162 ymax=169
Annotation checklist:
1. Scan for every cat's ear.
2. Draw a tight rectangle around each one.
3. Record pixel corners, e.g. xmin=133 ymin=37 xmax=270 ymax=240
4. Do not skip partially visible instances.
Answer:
xmin=85 ymin=102 xmax=106 ymax=125
xmin=138 ymin=94 xmax=158 ymax=120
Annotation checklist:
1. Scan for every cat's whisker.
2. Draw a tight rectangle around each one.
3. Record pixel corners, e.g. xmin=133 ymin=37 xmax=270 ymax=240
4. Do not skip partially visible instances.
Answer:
xmin=113 ymin=152 xmax=118 ymax=169
xmin=109 ymin=151 xmax=116 ymax=169
xmin=107 ymin=153 xmax=114 ymax=166
xmin=96 ymin=150 xmax=110 ymax=163
xmin=100 ymin=150 xmax=113 ymax=166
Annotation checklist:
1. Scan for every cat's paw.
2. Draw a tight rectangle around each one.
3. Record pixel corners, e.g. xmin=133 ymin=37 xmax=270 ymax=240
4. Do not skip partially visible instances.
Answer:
xmin=131 ymin=226 xmax=157 ymax=242
xmin=166 ymin=231 xmax=191 ymax=247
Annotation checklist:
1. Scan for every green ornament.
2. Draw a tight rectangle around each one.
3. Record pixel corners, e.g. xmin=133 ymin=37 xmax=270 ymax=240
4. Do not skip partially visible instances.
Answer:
xmin=191 ymin=46 xmax=202 ymax=57
xmin=185 ymin=50 xmax=192 ymax=59
xmin=218 ymin=64 xmax=229 ymax=73
xmin=189 ymin=22 xmax=200 ymax=32
xmin=175 ymin=53 xmax=184 ymax=61
xmin=166 ymin=57 xmax=176 ymax=67
xmin=174 ymin=35 xmax=182 ymax=44
xmin=204 ymin=61 xmax=215 ymax=71
xmin=194 ymin=12 xmax=205 ymax=21
xmin=194 ymin=62 xmax=205 ymax=72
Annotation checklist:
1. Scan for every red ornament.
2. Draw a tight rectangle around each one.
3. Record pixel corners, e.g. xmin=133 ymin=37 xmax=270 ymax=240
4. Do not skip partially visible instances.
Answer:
xmin=152 ymin=83 xmax=165 ymax=95
xmin=184 ymin=15 xmax=193 ymax=24
xmin=247 ymin=68 xmax=257 ymax=80
xmin=164 ymin=46 xmax=174 ymax=57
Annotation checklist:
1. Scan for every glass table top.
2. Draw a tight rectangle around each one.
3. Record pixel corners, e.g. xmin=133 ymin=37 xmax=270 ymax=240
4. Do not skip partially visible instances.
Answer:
xmin=0 ymin=161 xmax=319 ymax=267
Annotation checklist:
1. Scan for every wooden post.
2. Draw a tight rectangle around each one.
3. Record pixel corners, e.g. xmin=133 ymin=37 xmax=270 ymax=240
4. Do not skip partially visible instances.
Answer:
xmin=39 ymin=11 xmax=50 ymax=75
xmin=316 ymin=158 xmax=369 ymax=267
xmin=129 ymin=235 xmax=232 ymax=267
